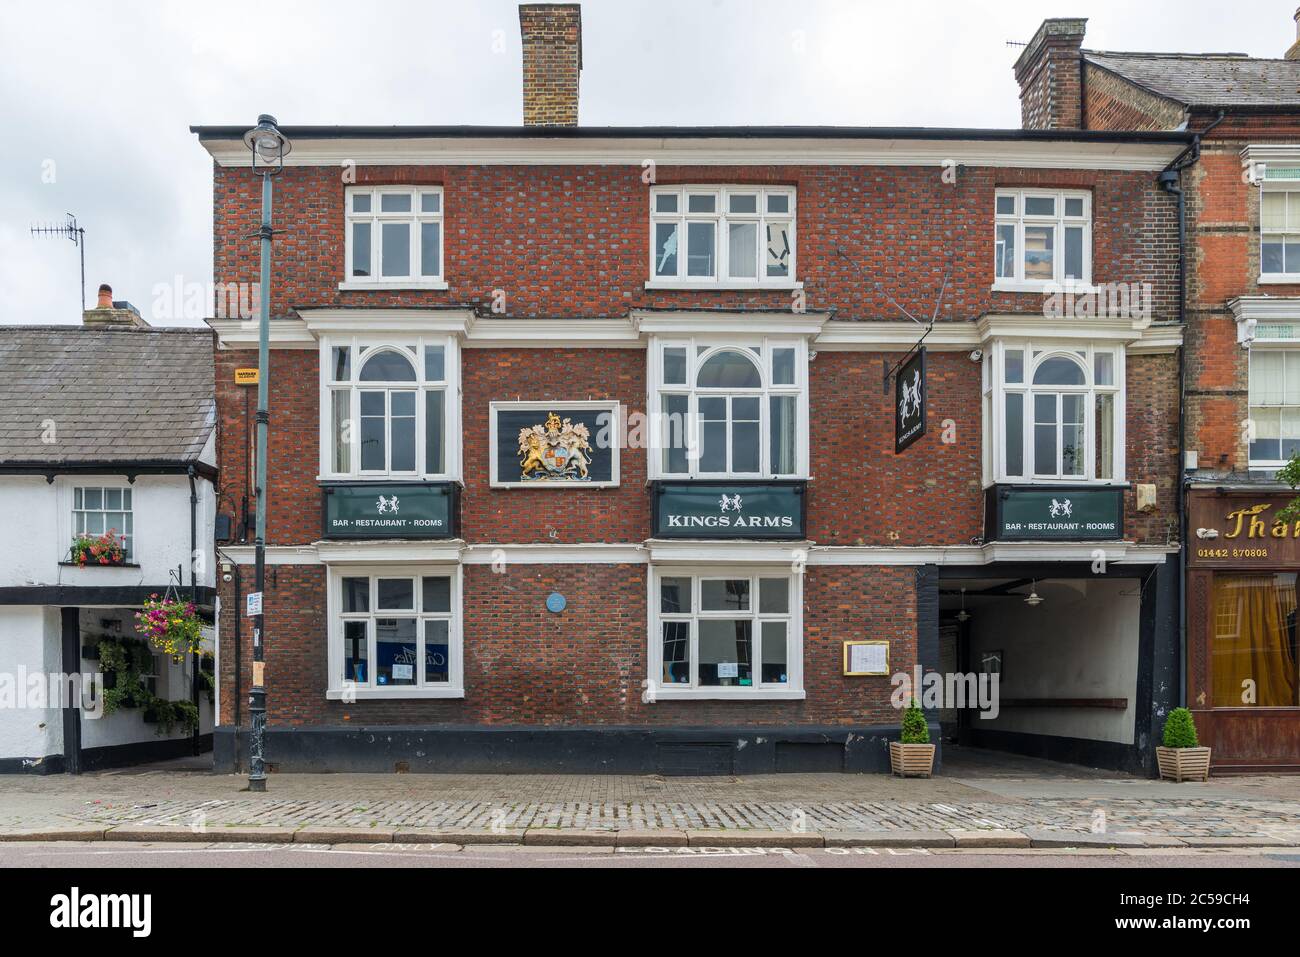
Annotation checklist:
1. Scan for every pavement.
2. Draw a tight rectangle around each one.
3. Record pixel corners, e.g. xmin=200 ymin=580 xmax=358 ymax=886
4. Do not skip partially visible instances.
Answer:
xmin=0 ymin=748 xmax=1296 ymax=851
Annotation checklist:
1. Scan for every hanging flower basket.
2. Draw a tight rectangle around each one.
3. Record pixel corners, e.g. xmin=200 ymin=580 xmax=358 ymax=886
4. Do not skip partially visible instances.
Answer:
xmin=69 ymin=530 xmax=127 ymax=567
xmin=134 ymin=594 xmax=204 ymax=662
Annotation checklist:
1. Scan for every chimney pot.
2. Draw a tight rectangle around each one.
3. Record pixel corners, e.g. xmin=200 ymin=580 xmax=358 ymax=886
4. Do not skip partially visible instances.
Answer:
xmin=519 ymin=3 xmax=583 ymax=127
xmin=84 ymin=283 xmax=149 ymax=328
xmin=1288 ymin=8 xmax=1300 ymax=58
xmin=96 ymin=284 xmax=113 ymax=309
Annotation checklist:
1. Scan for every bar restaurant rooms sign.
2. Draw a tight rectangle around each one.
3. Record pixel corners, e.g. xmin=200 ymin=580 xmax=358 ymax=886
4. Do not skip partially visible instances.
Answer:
xmin=323 ymin=483 xmax=456 ymax=539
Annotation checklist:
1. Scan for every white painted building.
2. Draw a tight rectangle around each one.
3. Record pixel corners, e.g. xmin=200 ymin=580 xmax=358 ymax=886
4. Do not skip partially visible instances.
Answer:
xmin=0 ymin=293 xmax=217 ymax=772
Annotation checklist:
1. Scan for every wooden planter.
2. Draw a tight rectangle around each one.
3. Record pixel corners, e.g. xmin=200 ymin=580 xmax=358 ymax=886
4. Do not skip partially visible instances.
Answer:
xmin=889 ymin=742 xmax=936 ymax=778
xmin=1156 ymin=746 xmax=1212 ymax=782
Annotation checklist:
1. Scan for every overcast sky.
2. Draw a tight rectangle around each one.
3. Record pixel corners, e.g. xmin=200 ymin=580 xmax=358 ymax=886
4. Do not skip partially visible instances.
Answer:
xmin=0 ymin=0 xmax=1290 ymax=326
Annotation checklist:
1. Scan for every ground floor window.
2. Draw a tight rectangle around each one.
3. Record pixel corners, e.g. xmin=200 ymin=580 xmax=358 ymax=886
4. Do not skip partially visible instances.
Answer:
xmin=1211 ymin=572 xmax=1300 ymax=707
xmin=650 ymin=569 xmax=803 ymax=699
xmin=328 ymin=565 xmax=462 ymax=699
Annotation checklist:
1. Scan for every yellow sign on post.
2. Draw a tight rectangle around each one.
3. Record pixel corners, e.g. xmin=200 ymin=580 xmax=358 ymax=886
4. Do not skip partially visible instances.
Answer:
xmin=235 ymin=368 xmax=259 ymax=386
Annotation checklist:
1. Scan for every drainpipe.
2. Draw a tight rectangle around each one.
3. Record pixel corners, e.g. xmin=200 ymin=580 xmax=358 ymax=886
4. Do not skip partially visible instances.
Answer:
xmin=188 ymin=466 xmax=200 ymax=756
xmin=231 ymin=561 xmax=243 ymax=773
xmin=1160 ymin=111 xmax=1226 ymax=711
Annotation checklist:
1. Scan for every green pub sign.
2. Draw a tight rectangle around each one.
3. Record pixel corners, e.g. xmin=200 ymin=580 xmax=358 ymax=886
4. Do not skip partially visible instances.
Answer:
xmin=986 ymin=485 xmax=1124 ymax=542
xmin=652 ymin=482 xmax=806 ymax=540
xmin=322 ymin=483 xmax=457 ymax=539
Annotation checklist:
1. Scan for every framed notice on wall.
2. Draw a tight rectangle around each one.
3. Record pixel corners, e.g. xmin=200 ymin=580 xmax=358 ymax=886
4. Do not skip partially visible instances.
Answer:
xmin=843 ymin=640 xmax=890 ymax=676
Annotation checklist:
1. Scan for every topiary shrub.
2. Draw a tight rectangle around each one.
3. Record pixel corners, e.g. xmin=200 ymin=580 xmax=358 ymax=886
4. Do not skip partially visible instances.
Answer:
xmin=900 ymin=698 xmax=930 ymax=745
xmin=1162 ymin=707 xmax=1200 ymax=749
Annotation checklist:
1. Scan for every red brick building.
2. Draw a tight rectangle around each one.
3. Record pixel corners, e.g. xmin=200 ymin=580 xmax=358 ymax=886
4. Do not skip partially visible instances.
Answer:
xmin=1016 ymin=14 xmax=1300 ymax=770
xmin=200 ymin=5 xmax=1187 ymax=774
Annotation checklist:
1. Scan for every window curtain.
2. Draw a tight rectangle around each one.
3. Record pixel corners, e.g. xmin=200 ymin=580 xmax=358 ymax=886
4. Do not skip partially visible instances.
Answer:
xmin=1211 ymin=574 xmax=1300 ymax=707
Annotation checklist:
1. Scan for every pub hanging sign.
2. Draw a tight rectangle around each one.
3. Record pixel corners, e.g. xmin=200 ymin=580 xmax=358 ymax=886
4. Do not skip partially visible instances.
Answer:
xmin=652 ymin=482 xmax=806 ymax=540
xmin=894 ymin=347 xmax=927 ymax=454
xmin=322 ymin=483 xmax=457 ymax=539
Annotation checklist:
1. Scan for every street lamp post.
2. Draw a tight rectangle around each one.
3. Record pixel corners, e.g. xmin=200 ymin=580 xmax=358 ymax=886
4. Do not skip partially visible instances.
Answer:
xmin=242 ymin=115 xmax=291 ymax=792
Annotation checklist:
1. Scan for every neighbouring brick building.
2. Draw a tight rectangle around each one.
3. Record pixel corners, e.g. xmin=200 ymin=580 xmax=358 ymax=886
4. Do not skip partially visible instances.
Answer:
xmin=1015 ymin=13 xmax=1300 ymax=770
xmin=199 ymin=4 xmax=1188 ymax=775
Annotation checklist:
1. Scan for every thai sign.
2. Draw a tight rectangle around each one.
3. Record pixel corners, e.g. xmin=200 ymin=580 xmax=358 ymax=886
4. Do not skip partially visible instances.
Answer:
xmin=985 ymin=485 xmax=1124 ymax=541
xmin=322 ymin=483 xmax=457 ymax=539
xmin=894 ymin=347 xmax=926 ymax=454
xmin=652 ymin=482 xmax=806 ymax=539
xmin=1187 ymin=491 xmax=1300 ymax=567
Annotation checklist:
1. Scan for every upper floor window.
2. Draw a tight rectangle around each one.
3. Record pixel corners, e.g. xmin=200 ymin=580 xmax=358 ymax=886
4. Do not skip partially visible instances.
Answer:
xmin=321 ymin=336 xmax=459 ymax=480
xmin=993 ymin=189 xmax=1091 ymax=290
xmin=985 ymin=341 xmax=1123 ymax=484
xmin=652 ymin=338 xmax=807 ymax=479
xmin=1261 ymin=189 xmax=1300 ymax=279
xmin=344 ymin=187 xmax=444 ymax=287
xmin=73 ymin=486 xmax=133 ymax=560
xmin=1248 ymin=348 xmax=1300 ymax=466
xmin=649 ymin=187 xmax=795 ymax=287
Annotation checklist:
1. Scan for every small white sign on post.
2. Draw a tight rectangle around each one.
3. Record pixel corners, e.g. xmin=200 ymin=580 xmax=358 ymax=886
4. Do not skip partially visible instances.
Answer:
xmin=246 ymin=591 xmax=263 ymax=617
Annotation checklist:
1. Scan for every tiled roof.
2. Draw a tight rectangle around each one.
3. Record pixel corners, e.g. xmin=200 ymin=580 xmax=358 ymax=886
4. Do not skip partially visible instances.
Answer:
xmin=1086 ymin=51 xmax=1300 ymax=108
xmin=0 ymin=326 xmax=215 ymax=467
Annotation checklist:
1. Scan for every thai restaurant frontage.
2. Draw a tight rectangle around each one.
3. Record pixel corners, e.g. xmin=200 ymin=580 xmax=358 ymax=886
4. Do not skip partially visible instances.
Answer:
xmin=1187 ymin=490 xmax=1300 ymax=771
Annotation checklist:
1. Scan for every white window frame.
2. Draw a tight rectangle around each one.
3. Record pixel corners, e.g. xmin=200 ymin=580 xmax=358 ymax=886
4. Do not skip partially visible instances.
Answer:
xmin=70 ymin=484 xmax=135 ymax=561
xmin=647 ymin=186 xmax=798 ymax=289
xmin=647 ymin=566 xmax=804 ymax=702
xmin=325 ymin=564 xmax=463 ymax=700
xmin=1259 ymin=184 xmax=1300 ymax=283
xmin=992 ymin=189 xmax=1092 ymax=292
xmin=648 ymin=336 xmax=809 ymax=480
xmin=1247 ymin=344 xmax=1300 ymax=469
xmin=319 ymin=334 xmax=461 ymax=482
xmin=341 ymin=186 xmax=447 ymax=290
xmin=986 ymin=339 xmax=1125 ymax=485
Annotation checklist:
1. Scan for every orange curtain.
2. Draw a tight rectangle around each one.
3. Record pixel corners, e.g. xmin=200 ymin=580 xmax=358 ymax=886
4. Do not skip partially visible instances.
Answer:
xmin=1212 ymin=575 xmax=1299 ymax=707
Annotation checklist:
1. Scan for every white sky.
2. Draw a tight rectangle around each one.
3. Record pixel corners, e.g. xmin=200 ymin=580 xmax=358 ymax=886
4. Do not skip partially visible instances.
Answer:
xmin=0 ymin=0 xmax=1290 ymax=326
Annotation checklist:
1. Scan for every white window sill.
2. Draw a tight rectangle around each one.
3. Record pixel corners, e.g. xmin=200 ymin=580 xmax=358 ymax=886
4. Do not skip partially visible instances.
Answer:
xmin=317 ymin=475 xmax=461 ymax=484
xmin=338 ymin=280 xmax=448 ymax=291
xmin=993 ymin=478 xmax=1129 ymax=487
xmin=327 ymin=687 xmax=464 ymax=701
xmin=991 ymin=281 xmax=1095 ymax=294
xmin=1258 ymin=274 xmax=1300 ymax=285
xmin=644 ymin=280 xmax=802 ymax=291
xmin=650 ymin=687 xmax=806 ymax=702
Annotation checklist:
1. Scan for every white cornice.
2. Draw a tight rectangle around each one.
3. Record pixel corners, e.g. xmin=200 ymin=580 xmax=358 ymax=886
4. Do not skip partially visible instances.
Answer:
xmin=466 ymin=318 xmax=641 ymax=348
xmin=632 ymin=310 xmax=830 ymax=337
xmin=199 ymin=136 xmax=1183 ymax=172
xmin=297 ymin=308 xmax=476 ymax=336
xmin=207 ymin=311 xmax=1181 ymax=353
xmin=1240 ymin=144 xmax=1300 ymax=165
xmin=217 ymin=540 xmax=1175 ymax=566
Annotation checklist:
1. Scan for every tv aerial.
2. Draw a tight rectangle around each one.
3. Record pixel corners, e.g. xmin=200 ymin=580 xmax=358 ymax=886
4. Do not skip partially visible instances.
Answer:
xmin=30 ymin=214 xmax=87 ymax=310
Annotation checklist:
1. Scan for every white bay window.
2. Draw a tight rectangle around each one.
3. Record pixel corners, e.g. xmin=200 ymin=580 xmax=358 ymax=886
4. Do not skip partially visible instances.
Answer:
xmin=985 ymin=340 xmax=1124 ymax=484
xmin=1248 ymin=348 xmax=1300 ymax=467
xmin=320 ymin=335 xmax=460 ymax=481
xmin=650 ymin=337 xmax=808 ymax=479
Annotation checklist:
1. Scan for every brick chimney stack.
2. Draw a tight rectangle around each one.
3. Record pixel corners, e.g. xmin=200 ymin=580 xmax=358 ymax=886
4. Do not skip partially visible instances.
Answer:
xmin=83 ymin=283 xmax=149 ymax=328
xmin=1014 ymin=18 xmax=1088 ymax=130
xmin=519 ymin=3 xmax=582 ymax=127
xmin=1287 ymin=8 xmax=1300 ymax=60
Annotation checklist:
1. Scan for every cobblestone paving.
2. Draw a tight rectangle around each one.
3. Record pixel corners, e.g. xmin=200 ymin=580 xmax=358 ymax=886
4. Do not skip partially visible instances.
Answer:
xmin=1 ymin=769 xmax=1297 ymax=840
xmin=8 ymin=795 xmax=1294 ymax=840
